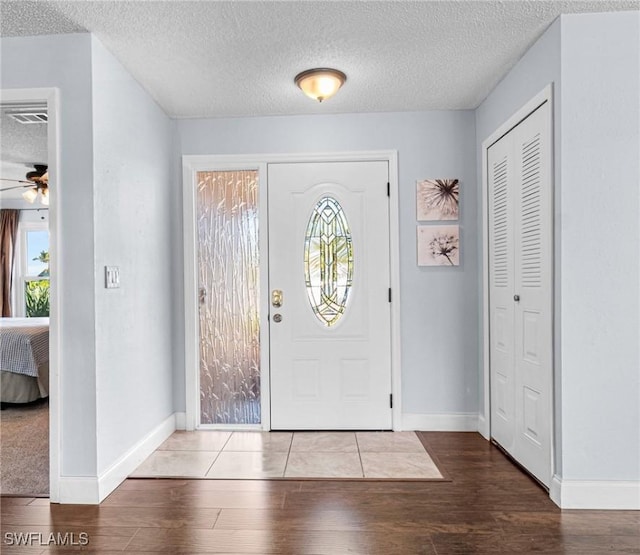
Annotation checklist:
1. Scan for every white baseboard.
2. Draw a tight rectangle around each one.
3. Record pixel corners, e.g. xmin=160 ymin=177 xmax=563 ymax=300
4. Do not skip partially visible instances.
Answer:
xmin=477 ymin=413 xmax=490 ymax=439
xmin=97 ymin=413 xmax=177 ymax=502
xmin=402 ymin=412 xmax=478 ymax=432
xmin=175 ymin=411 xmax=186 ymax=430
xmin=58 ymin=477 xmax=100 ymax=504
xmin=56 ymin=413 xmax=177 ymax=504
xmin=551 ymin=475 xmax=640 ymax=509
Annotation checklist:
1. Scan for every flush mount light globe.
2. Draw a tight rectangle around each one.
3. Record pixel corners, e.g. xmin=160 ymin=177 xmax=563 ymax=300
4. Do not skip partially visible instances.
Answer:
xmin=295 ymin=68 xmax=347 ymax=103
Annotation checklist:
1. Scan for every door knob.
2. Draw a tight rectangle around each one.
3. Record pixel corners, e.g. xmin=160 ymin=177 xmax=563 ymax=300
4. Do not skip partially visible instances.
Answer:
xmin=514 ymin=294 xmax=520 ymax=302
xmin=272 ymin=289 xmax=283 ymax=307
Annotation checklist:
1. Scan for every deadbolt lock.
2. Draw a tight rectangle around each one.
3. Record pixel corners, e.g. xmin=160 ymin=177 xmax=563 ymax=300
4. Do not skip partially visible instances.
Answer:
xmin=273 ymin=313 xmax=283 ymax=323
xmin=272 ymin=289 xmax=283 ymax=307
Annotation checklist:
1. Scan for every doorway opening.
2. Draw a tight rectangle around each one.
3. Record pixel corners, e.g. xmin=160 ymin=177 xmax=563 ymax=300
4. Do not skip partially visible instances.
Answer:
xmin=0 ymin=89 xmax=60 ymax=500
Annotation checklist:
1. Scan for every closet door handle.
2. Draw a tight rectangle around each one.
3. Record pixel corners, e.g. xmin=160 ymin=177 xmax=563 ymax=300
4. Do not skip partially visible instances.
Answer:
xmin=513 ymin=294 xmax=520 ymax=302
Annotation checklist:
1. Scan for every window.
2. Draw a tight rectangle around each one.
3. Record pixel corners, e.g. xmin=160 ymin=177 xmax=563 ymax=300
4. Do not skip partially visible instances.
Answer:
xmin=15 ymin=223 xmax=50 ymax=317
xmin=304 ymin=196 xmax=354 ymax=327
xmin=196 ymin=170 xmax=260 ymax=425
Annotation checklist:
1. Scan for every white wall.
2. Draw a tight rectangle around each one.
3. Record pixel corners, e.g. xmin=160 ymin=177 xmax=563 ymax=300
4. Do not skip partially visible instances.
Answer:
xmin=175 ymin=110 xmax=479 ymax=421
xmin=559 ymin=12 xmax=640 ymax=482
xmin=1 ymin=34 xmax=98 ymax=478
xmin=90 ymin=37 xmax=175 ymax=475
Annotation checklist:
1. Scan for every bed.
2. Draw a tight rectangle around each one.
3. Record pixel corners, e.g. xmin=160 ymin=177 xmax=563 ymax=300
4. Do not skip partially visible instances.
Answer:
xmin=0 ymin=317 xmax=49 ymax=404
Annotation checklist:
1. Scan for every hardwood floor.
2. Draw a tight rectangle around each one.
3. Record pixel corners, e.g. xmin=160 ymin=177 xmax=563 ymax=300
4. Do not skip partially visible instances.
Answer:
xmin=1 ymin=432 xmax=638 ymax=554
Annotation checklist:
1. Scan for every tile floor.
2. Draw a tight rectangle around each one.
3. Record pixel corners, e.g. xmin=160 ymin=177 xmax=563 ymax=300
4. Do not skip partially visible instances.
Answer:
xmin=130 ymin=431 xmax=444 ymax=480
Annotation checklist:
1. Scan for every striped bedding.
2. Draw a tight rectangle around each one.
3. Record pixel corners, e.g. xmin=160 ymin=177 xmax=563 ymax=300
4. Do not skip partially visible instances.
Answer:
xmin=0 ymin=318 xmax=49 ymax=378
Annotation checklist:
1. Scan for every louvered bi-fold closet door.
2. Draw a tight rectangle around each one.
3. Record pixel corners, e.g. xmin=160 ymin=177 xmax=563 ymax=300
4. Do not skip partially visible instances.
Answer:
xmin=488 ymin=101 xmax=552 ymax=488
xmin=512 ymin=103 xmax=552 ymax=487
xmin=488 ymin=136 xmax=516 ymax=454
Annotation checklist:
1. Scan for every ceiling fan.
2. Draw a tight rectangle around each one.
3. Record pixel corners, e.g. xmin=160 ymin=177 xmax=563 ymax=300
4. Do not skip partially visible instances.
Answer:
xmin=0 ymin=164 xmax=49 ymax=205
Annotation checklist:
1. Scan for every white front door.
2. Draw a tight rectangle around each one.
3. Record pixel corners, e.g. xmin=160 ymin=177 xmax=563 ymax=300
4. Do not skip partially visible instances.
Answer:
xmin=268 ymin=161 xmax=392 ymax=430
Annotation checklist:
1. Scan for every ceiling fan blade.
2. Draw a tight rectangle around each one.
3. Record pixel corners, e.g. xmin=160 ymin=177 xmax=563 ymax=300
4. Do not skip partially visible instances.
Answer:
xmin=0 ymin=177 xmax=32 ymax=184
xmin=0 ymin=183 xmax=33 ymax=192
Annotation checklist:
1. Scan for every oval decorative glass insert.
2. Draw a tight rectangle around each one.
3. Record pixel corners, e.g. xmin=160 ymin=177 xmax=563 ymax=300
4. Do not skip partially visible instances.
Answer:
xmin=304 ymin=196 xmax=354 ymax=327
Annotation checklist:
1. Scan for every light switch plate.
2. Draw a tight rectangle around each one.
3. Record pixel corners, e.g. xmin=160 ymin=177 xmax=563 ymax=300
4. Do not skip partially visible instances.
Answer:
xmin=105 ymin=266 xmax=120 ymax=289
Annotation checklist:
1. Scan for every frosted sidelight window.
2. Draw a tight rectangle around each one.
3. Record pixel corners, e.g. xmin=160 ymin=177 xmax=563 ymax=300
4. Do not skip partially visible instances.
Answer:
xmin=197 ymin=170 xmax=260 ymax=425
xmin=304 ymin=196 xmax=354 ymax=327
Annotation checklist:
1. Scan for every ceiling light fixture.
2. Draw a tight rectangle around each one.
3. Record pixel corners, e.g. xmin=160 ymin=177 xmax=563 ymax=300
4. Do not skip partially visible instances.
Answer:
xmin=40 ymin=186 xmax=50 ymax=206
xmin=22 ymin=187 xmax=38 ymax=204
xmin=1 ymin=165 xmax=50 ymax=206
xmin=295 ymin=68 xmax=347 ymax=103
xmin=21 ymin=184 xmax=49 ymax=205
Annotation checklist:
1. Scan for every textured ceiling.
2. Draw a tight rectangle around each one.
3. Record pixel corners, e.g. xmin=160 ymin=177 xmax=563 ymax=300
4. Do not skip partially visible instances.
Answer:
xmin=0 ymin=1 xmax=638 ymax=118
xmin=0 ymin=107 xmax=48 ymax=199
xmin=0 ymin=111 xmax=48 ymax=168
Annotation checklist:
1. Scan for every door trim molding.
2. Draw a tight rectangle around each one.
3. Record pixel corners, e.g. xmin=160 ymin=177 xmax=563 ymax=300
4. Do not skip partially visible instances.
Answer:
xmin=182 ymin=151 xmax=401 ymax=431
xmin=480 ymin=85 xmax=554 ymax=468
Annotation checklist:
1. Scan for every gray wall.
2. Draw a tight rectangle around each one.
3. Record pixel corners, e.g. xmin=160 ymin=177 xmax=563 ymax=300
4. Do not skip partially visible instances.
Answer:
xmin=90 ymin=37 xmax=176 ymax=475
xmin=559 ymin=12 xmax=639 ymax=481
xmin=1 ymin=33 xmax=176 ymax=481
xmin=175 ymin=110 xmax=479 ymax=417
xmin=1 ymin=34 xmax=98 ymax=477
xmin=475 ymin=11 xmax=640 ymax=483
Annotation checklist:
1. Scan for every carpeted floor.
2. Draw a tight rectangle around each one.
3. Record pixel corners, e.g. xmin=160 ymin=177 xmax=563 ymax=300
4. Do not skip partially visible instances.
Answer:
xmin=0 ymin=399 xmax=49 ymax=496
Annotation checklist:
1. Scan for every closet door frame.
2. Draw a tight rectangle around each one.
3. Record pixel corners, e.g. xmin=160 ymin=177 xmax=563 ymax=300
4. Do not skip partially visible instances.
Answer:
xmin=480 ymin=85 xmax=555 ymax=474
